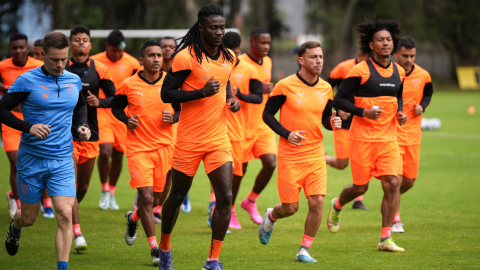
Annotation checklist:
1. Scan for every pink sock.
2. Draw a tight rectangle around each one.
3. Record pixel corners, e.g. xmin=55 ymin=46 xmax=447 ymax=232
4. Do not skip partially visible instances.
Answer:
xmin=355 ymin=195 xmax=364 ymax=201
xmin=153 ymin=206 xmax=162 ymax=214
xmin=73 ymin=224 xmax=82 ymax=236
xmin=109 ymin=186 xmax=116 ymax=195
xmin=101 ymin=183 xmax=110 ymax=192
xmin=43 ymin=198 xmax=52 ymax=208
xmin=247 ymin=191 xmax=259 ymax=202
xmin=394 ymin=212 xmax=401 ymax=223
xmin=334 ymin=199 xmax=344 ymax=211
xmin=381 ymin=227 xmax=392 ymax=239
xmin=147 ymin=236 xmax=158 ymax=250
xmin=132 ymin=210 xmax=141 ymax=222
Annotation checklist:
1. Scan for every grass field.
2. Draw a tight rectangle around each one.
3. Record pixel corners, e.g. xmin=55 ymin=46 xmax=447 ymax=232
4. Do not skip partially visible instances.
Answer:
xmin=0 ymin=90 xmax=479 ymax=269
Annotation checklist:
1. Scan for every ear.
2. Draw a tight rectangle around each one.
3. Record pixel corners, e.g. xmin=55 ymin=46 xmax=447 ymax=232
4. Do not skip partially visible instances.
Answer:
xmin=198 ymin=23 xmax=203 ymax=33
xmin=41 ymin=50 xmax=46 ymax=58
xmin=139 ymin=56 xmax=144 ymax=66
xmin=369 ymin=41 xmax=374 ymax=51
xmin=298 ymin=56 xmax=305 ymax=66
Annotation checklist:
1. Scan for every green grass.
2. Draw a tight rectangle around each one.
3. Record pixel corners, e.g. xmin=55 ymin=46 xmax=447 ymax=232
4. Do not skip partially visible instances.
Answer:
xmin=1 ymin=90 xmax=480 ymax=269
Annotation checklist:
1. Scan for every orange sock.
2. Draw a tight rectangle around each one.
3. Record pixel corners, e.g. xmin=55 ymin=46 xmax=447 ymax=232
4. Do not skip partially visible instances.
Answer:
xmin=208 ymin=239 xmax=223 ymax=261
xmin=269 ymin=211 xmax=277 ymax=222
xmin=394 ymin=212 xmax=401 ymax=223
xmin=101 ymin=182 xmax=109 ymax=192
xmin=8 ymin=190 xmax=14 ymax=197
xmin=247 ymin=191 xmax=259 ymax=202
xmin=334 ymin=199 xmax=344 ymax=211
xmin=147 ymin=236 xmax=158 ymax=250
xmin=301 ymin=234 xmax=315 ymax=249
xmin=160 ymin=233 xmax=171 ymax=252
xmin=153 ymin=206 xmax=162 ymax=214
xmin=109 ymin=186 xmax=116 ymax=195
xmin=355 ymin=195 xmax=364 ymax=201
xmin=73 ymin=224 xmax=82 ymax=236
xmin=43 ymin=198 xmax=52 ymax=208
xmin=131 ymin=210 xmax=140 ymax=222
xmin=381 ymin=227 xmax=392 ymax=239
xmin=210 ymin=192 xmax=216 ymax=202
xmin=16 ymin=199 xmax=21 ymax=209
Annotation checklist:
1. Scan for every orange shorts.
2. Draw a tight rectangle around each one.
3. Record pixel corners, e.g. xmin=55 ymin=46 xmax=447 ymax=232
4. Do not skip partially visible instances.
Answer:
xmin=398 ymin=144 xmax=420 ymax=179
xmin=349 ymin=140 xmax=399 ymax=185
xmin=242 ymin=132 xmax=277 ymax=163
xmin=127 ymin=145 xmax=174 ymax=192
xmin=2 ymin=111 xmax=23 ymax=152
xmin=277 ymin=159 xmax=327 ymax=203
xmin=172 ymin=140 xmax=232 ymax=177
xmin=97 ymin=109 xmax=127 ymax=153
xmin=333 ymin=128 xmax=350 ymax=159
xmin=73 ymin=140 xmax=100 ymax=164
xmin=231 ymin=140 xmax=243 ymax=177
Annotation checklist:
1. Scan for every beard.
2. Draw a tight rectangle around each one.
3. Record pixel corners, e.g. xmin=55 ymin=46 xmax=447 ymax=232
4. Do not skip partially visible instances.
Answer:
xmin=78 ymin=50 xmax=85 ymax=56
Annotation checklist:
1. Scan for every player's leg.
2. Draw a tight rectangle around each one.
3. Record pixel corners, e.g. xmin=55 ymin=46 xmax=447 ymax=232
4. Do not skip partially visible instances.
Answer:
xmin=153 ymin=170 xmax=172 ymax=224
xmin=98 ymin=143 xmax=112 ymax=209
xmin=5 ymin=201 xmax=41 ymax=255
xmin=41 ymin=190 xmax=54 ymax=218
xmin=108 ymin=147 xmax=124 ymax=210
xmin=52 ymin=196 xmax=76 ymax=267
xmin=5 ymin=150 xmax=20 ymax=218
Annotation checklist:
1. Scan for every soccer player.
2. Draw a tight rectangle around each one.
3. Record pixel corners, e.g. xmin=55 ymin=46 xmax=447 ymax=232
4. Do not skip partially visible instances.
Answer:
xmin=392 ymin=37 xmax=433 ymax=233
xmin=33 ymin=39 xmax=43 ymax=61
xmin=159 ymin=5 xmax=240 ymax=269
xmin=1 ymin=32 xmax=90 ymax=270
xmin=237 ymin=27 xmax=277 ymax=224
xmin=260 ymin=41 xmax=341 ymax=262
xmin=0 ymin=34 xmax=43 ymax=219
xmin=326 ymin=18 xmax=408 ymax=252
xmin=160 ymin=37 xmax=176 ymax=72
xmin=65 ymin=25 xmax=117 ymax=252
xmin=222 ymin=31 xmax=263 ymax=229
xmin=326 ymin=49 xmax=371 ymax=210
xmin=91 ymin=30 xmax=140 ymax=210
xmin=113 ymin=40 xmax=179 ymax=265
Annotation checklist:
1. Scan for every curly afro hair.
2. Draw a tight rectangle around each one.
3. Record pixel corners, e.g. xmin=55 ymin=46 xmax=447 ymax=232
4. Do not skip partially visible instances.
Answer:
xmin=357 ymin=17 xmax=401 ymax=55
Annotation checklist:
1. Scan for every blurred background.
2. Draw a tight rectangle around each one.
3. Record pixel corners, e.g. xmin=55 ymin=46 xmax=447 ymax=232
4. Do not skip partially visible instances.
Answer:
xmin=1 ymin=0 xmax=479 ymax=87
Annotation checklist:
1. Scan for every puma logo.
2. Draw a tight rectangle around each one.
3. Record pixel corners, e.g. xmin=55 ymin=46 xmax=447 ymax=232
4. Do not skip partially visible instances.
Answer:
xmin=202 ymin=66 xmax=210 ymax=73
xmin=137 ymin=91 xmax=145 ymax=97
xmin=296 ymin=92 xmax=304 ymax=99
xmin=41 ymin=85 xmax=49 ymax=92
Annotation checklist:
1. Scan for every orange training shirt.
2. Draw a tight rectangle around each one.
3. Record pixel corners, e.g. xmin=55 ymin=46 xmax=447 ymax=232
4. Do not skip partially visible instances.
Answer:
xmin=329 ymin=58 xmax=357 ymax=81
xmin=0 ymin=56 xmax=43 ymax=92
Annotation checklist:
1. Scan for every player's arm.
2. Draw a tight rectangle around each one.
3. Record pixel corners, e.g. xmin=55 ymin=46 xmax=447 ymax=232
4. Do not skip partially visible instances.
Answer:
xmin=161 ymin=69 xmax=206 ymax=103
xmin=0 ymin=91 xmax=32 ymax=132
xmin=326 ymin=76 xmax=342 ymax=89
xmin=333 ymin=76 xmax=364 ymax=116
xmin=0 ymin=75 xmax=5 ymax=93
xmin=397 ymin=80 xmax=404 ymax=112
xmin=235 ymin=78 xmax=263 ymax=104
xmin=162 ymin=103 xmax=181 ymax=124
xmin=93 ymin=62 xmax=116 ymax=108
xmin=73 ymin=91 xmax=91 ymax=139
xmin=321 ymin=100 xmax=335 ymax=131
xmin=263 ymin=95 xmax=290 ymax=139
xmin=226 ymin=80 xmax=241 ymax=112
xmin=419 ymin=81 xmax=433 ymax=113
xmin=172 ymin=103 xmax=181 ymax=123
xmin=111 ymin=95 xmax=129 ymax=125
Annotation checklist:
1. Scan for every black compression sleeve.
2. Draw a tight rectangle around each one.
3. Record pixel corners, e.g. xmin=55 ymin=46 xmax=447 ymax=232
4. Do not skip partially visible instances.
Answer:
xmin=327 ymin=77 xmax=343 ymax=89
xmin=226 ymin=80 xmax=233 ymax=100
xmin=235 ymin=79 xmax=263 ymax=104
xmin=172 ymin=103 xmax=181 ymax=124
xmin=161 ymin=70 xmax=205 ymax=103
xmin=420 ymin=82 xmax=433 ymax=111
xmin=263 ymin=95 xmax=291 ymax=139
xmin=0 ymin=92 xmax=32 ymax=132
xmin=98 ymin=79 xmax=116 ymax=108
xmin=322 ymin=100 xmax=334 ymax=130
xmin=397 ymin=81 xmax=404 ymax=112
xmin=72 ymin=92 xmax=88 ymax=130
xmin=111 ymin=95 xmax=129 ymax=125
xmin=334 ymin=77 xmax=364 ymax=117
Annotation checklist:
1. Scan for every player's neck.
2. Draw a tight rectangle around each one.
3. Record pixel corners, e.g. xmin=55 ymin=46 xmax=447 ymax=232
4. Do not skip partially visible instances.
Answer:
xmin=248 ymin=50 xmax=263 ymax=64
xmin=372 ymin=53 xmax=391 ymax=68
xmin=106 ymin=51 xmax=122 ymax=62
xmin=141 ymin=69 xmax=160 ymax=83
xmin=162 ymin=60 xmax=172 ymax=72
xmin=200 ymin=39 xmax=218 ymax=58
xmin=298 ymin=68 xmax=318 ymax=85
xmin=12 ymin=57 xmax=28 ymax=67
xmin=72 ymin=53 xmax=89 ymax=64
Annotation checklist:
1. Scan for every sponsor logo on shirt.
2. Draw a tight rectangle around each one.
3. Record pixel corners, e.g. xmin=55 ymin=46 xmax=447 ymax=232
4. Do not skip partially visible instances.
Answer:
xmin=82 ymin=83 xmax=90 ymax=87
xmin=379 ymin=83 xmax=396 ymax=87
xmin=411 ymin=79 xmax=422 ymax=89
xmin=296 ymin=92 xmax=304 ymax=99
xmin=202 ymin=66 xmax=210 ymax=73
xmin=41 ymin=85 xmax=50 ymax=92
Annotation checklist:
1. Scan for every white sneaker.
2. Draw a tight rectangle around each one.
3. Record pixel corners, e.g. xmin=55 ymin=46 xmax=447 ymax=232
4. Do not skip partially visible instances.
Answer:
xmin=154 ymin=213 xmax=162 ymax=224
xmin=392 ymin=222 xmax=405 ymax=233
xmin=125 ymin=211 xmax=138 ymax=245
xmin=109 ymin=193 xmax=119 ymax=210
xmin=6 ymin=191 xmax=17 ymax=219
xmin=74 ymin=234 xmax=88 ymax=252
xmin=99 ymin=191 xmax=110 ymax=210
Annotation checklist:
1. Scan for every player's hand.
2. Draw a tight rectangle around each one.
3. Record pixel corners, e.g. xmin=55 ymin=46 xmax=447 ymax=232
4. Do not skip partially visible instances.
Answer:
xmin=203 ymin=75 xmax=220 ymax=97
xmin=162 ymin=109 xmax=173 ymax=124
xmin=29 ymin=124 xmax=51 ymax=139
xmin=77 ymin=126 xmax=91 ymax=140
xmin=414 ymin=103 xmax=423 ymax=116
xmin=86 ymin=90 xmax=100 ymax=107
xmin=233 ymin=86 xmax=239 ymax=96
xmin=227 ymin=98 xmax=241 ymax=113
xmin=397 ymin=111 xmax=407 ymax=126
xmin=330 ymin=111 xmax=342 ymax=130
xmin=263 ymin=82 xmax=274 ymax=94
xmin=288 ymin=131 xmax=306 ymax=146
xmin=363 ymin=106 xmax=384 ymax=120
xmin=337 ymin=109 xmax=351 ymax=121
xmin=127 ymin=115 xmax=139 ymax=129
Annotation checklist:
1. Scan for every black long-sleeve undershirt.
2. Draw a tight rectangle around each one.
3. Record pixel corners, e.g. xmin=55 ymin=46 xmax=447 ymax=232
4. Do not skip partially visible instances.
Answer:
xmin=0 ymin=92 xmax=32 ymax=132
xmin=263 ymin=96 xmax=334 ymax=140
xmin=98 ymin=79 xmax=116 ymax=108
xmin=235 ymin=79 xmax=263 ymax=104
xmin=420 ymin=82 xmax=433 ymax=112
xmin=72 ymin=92 xmax=88 ymax=130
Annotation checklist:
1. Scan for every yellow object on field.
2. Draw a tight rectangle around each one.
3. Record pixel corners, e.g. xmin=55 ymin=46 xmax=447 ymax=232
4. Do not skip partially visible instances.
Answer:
xmin=456 ymin=67 xmax=480 ymax=90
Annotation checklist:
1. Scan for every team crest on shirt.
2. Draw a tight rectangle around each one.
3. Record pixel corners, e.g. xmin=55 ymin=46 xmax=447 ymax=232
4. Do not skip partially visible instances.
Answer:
xmin=65 ymin=84 xmax=75 ymax=96
xmin=233 ymin=74 xmax=244 ymax=84
xmin=221 ymin=63 xmax=232 ymax=73
xmin=117 ymin=65 xmax=127 ymax=74
xmin=316 ymin=91 xmax=325 ymax=102
xmin=411 ymin=79 xmax=422 ymax=89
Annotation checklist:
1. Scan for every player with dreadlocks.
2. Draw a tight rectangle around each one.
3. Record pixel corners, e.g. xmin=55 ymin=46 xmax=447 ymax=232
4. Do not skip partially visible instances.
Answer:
xmin=159 ymin=4 xmax=240 ymax=270
xmin=326 ymin=18 xmax=408 ymax=252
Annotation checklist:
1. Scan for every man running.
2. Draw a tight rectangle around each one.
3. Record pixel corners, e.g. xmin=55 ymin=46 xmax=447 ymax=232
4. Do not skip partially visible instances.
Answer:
xmin=222 ymin=31 xmax=263 ymax=229
xmin=91 ymin=30 xmax=140 ymax=210
xmin=0 ymin=34 xmax=43 ymax=219
xmin=159 ymin=5 xmax=240 ymax=269
xmin=33 ymin=39 xmax=43 ymax=61
xmin=327 ymin=18 xmax=408 ymax=252
xmin=65 ymin=25 xmax=117 ymax=252
xmin=260 ymin=41 xmax=341 ymax=262
xmin=1 ymin=32 xmax=90 ymax=270
xmin=326 ymin=50 xmax=371 ymax=210
xmin=114 ymin=40 xmax=179 ymax=265
xmin=237 ymin=27 xmax=277 ymax=224
xmin=392 ymin=37 xmax=433 ymax=233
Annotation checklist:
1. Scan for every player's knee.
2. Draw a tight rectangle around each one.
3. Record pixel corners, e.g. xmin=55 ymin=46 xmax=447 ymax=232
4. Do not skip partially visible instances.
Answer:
xmin=308 ymin=195 xmax=324 ymax=210
xmin=139 ymin=192 xmax=154 ymax=206
xmin=55 ymin=205 xmax=73 ymax=222
xmin=403 ymin=177 xmax=416 ymax=190
xmin=21 ymin=213 xmax=38 ymax=227
xmin=99 ymin=148 xmax=111 ymax=158
xmin=216 ymin=191 xmax=233 ymax=208
xmin=283 ymin=204 xmax=298 ymax=217
xmin=354 ymin=184 xmax=369 ymax=195
xmin=337 ymin=159 xmax=349 ymax=170
xmin=262 ymin=157 xmax=276 ymax=171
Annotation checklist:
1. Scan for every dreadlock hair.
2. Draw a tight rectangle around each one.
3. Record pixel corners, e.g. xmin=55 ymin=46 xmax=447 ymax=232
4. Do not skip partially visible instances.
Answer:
xmin=357 ymin=17 xmax=402 ymax=55
xmin=171 ymin=4 xmax=234 ymax=64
